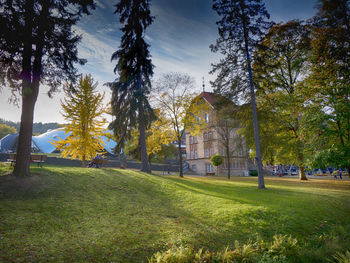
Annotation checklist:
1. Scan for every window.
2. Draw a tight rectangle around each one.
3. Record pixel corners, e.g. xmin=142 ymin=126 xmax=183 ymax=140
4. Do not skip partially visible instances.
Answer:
xmin=194 ymin=136 xmax=198 ymax=144
xmin=209 ymin=147 xmax=213 ymax=157
xmin=194 ymin=150 xmax=198 ymax=159
xmin=189 ymin=136 xmax=193 ymax=144
xmin=203 ymin=132 xmax=208 ymax=141
xmin=208 ymin=131 xmax=213 ymax=140
xmin=206 ymin=163 xmax=213 ymax=173
xmin=204 ymin=148 xmax=209 ymax=158
xmin=205 ymin=113 xmax=209 ymax=123
xmin=190 ymin=150 xmax=193 ymax=159
xmin=191 ymin=165 xmax=197 ymax=171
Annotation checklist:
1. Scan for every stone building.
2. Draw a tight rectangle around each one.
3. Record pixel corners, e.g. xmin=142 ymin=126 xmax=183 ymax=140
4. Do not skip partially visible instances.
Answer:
xmin=186 ymin=92 xmax=249 ymax=176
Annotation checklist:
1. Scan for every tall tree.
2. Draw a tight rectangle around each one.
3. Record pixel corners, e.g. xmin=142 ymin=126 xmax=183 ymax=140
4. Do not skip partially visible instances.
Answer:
xmin=211 ymin=0 xmax=273 ymax=188
xmin=51 ymin=75 xmax=107 ymax=167
xmin=152 ymin=72 xmax=208 ymax=177
xmin=110 ymin=0 xmax=155 ymax=173
xmin=125 ymin=110 xmax=175 ymax=170
xmin=252 ymin=20 xmax=311 ymax=180
xmin=0 ymin=0 xmax=95 ymax=176
xmin=303 ymin=0 xmax=350 ymax=174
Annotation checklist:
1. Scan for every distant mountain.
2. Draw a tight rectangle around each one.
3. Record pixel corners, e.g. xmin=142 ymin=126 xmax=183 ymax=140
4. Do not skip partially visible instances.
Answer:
xmin=0 ymin=119 xmax=61 ymax=135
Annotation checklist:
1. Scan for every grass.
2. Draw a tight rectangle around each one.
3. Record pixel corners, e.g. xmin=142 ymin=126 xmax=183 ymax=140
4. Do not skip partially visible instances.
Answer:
xmin=0 ymin=166 xmax=349 ymax=262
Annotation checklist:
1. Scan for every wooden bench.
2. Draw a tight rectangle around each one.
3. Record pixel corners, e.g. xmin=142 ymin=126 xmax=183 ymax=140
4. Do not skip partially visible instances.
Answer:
xmin=8 ymin=154 xmax=47 ymax=167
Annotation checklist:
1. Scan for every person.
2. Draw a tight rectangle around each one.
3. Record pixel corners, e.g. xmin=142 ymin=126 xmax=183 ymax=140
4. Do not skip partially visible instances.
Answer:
xmin=338 ymin=169 xmax=343 ymax=180
xmin=87 ymin=153 xmax=103 ymax=168
xmin=334 ymin=170 xmax=338 ymax=179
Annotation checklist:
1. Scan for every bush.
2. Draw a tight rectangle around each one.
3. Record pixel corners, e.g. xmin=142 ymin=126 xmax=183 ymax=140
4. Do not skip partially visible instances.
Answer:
xmin=249 ymin=170 xmax=258 ymax=176
xmin=149 ymin=235 xmax=302 ymax=263
xmin=333 ymin=251 xmax=350 ymax=263
xmin=210 ymin=154 xmax=223 ymax=167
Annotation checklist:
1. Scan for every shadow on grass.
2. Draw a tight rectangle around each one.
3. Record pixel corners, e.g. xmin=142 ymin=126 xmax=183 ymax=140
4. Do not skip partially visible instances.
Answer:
xmin=1 ymin=167 xmax=350 ymax=262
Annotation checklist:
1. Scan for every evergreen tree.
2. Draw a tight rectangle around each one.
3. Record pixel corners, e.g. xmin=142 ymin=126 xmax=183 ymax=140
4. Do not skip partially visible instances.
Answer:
xmin=52 ymin=75 xmax=107 ymax=167
xmin=110 ymin=0 xmax=155 ymax=173
xmin=0 ymin=0 xmax=95 ymax=176
xmin=211 ymin=0 xmax=273 ymax=188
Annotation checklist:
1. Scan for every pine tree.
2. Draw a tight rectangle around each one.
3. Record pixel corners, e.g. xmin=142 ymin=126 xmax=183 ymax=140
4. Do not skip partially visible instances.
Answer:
xmin=211 ymin=0 xmax=273 ymax=188
xmin=110 ymin=0 xmax=155 ymax=173
xmin=52 ymin=75 xmax=107 ymax=167
xmin=0 ymin=0 xmax=95 ymax=176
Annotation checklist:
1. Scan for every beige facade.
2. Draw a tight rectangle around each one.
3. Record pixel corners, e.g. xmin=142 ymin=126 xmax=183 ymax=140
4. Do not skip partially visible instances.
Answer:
xmin=186 ymin=92 xmax=249 ymax=176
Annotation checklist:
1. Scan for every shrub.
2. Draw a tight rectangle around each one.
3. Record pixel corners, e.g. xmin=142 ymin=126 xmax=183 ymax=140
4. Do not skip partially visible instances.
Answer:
xmin=149 ymin=235 xmax=303 ymax=263
xmin=210 ymin=154 xmax=223 ymax=167
xmin=333 ymin=251 xmax=350 ymax=263
xmin=249 ymin=170 xmax=258 ymax=176
xmin=268 ymin=235 xmax=299 ymax=260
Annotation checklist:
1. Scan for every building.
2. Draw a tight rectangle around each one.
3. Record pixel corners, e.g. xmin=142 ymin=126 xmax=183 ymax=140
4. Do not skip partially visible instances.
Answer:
xmin=186 ymin=92 xmax=249 ymax=176
xmin=0 ymin=128 xmax=117 ymax=154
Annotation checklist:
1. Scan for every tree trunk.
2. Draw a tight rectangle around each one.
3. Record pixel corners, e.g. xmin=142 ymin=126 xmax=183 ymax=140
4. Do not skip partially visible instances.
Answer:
xmin=82 ymin=155 xmax=86 ymax=168
xmin=13 ymin=0 xmax=35 ymax=177
xmin=137 ymin=74 xmax=150 ymax=173
xmin=178 ymin=138 xmax=183 ymax=177
xmin=242 ymin=12 xmax=265 ymax=189
xmin=13 ymin=90 xmax=37 ymax=176
xmin=299 ymin=166 xmax=307 ymax=180
xmin=246 ymin=53 xmax=265 ymax=188
xmin=138 ymin=109 xmax=150 ymax=173
xmin=226 ymin=153 xmax=231 ymax=180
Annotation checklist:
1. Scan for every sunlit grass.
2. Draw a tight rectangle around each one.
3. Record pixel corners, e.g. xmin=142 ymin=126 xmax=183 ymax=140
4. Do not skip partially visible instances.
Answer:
xmin=0 ymin=166 xmax=349 ymax=262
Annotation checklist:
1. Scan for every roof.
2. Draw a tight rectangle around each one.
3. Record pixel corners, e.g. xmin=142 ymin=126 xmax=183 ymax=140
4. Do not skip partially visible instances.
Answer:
xmin=198 ymin=91 xmax=233 ymax=109
xmin=0 ymin=129 xmax=117 ymax=154
xmin=199 ymin=91 xmax=218 ymax=106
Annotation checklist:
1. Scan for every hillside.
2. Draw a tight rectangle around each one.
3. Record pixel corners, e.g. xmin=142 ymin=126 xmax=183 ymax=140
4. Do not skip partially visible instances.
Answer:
xmin=0 ymin=118 xmax=61 ymax=134
xmin=0 ymin=167 xmax=350 ymax=262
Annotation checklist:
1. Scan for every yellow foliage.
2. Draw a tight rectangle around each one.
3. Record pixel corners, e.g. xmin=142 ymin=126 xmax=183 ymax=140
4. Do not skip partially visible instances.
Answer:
xmin=51 ymin=74 xmax=108 ymax=166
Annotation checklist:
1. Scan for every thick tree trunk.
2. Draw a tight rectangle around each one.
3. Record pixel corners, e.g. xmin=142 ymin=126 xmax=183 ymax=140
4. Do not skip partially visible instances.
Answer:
xmin=13 ymin=0 xmax=35 ymax=177
xmin=299 ymin=166 xmax=307 ymax=180
xmin=13 ymin=90 xmax=37 ymax=176
xmin=178 ymin=139 xmax=183 ymax=177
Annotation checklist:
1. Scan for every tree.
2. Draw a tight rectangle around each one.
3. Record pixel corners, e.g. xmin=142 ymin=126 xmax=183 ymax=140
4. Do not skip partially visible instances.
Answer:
xmin=0 ymin=124 xmax=17 ymax=140
xmin=110 ymin=0 xmax=155 ymax=173
xmin=152 ymin=72 xmax=208 ymax=177
xmin=211 ymin=0 xmax=273 ymax=188
xmin=51 ymin=75 xmax=107 ymax=167
xmin=303 ymin=0 xmax=350 ymax=174
xmin=0 ymin=0 xmax=95 ymax=176
xmin=214 ymin=103 xmax=244 ymax=179
xmin=125 ymin=110 xmax=175 ymax=170
xmin=252 ymin=20 xmax=311 ymax=180
xmin=210 ymin=154 xmax=223 ymax=175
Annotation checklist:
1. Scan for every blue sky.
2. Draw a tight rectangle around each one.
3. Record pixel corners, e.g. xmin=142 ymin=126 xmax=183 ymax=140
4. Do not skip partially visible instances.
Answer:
xmin=1 ymin=0 xmax=317 ymax=123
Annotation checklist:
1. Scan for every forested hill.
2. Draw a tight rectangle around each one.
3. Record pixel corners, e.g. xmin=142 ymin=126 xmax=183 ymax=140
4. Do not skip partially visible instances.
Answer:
xmin=0 ymin=119 xmax=61 ymax=135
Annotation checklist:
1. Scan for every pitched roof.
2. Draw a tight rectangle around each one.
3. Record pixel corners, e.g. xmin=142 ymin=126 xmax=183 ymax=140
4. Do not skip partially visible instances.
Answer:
xmin=199 ymin=91 xmax=218 ymax=106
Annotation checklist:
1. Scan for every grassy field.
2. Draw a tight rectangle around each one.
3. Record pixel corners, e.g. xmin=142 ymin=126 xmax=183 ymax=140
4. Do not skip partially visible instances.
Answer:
xmin=0 ymin=166 xmax=349 ymax=262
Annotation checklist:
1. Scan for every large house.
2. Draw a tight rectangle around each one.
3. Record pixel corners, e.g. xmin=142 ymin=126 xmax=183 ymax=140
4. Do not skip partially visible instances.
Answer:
xmin=186 ymin=92 xmax=250 ymax=176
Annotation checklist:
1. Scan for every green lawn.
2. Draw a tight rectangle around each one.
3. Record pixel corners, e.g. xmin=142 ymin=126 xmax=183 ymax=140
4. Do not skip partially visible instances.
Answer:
xmin=0 ymin=166 xmax=349 ymax=262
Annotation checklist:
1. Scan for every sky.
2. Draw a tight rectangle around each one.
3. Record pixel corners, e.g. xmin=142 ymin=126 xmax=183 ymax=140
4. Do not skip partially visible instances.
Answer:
xmin=0 ymin=0 xmax=318 ymax=124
